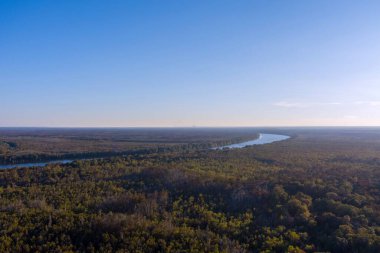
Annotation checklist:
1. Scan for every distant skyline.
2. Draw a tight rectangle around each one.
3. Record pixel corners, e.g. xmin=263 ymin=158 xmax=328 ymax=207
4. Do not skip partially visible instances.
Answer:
xmin=1 ymin=0 xmax=380 ymax=127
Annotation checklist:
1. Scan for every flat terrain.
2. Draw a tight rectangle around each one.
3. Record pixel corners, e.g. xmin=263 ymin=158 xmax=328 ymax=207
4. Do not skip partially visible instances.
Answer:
xmin=0 ymin=128 xmax=379 ymax=252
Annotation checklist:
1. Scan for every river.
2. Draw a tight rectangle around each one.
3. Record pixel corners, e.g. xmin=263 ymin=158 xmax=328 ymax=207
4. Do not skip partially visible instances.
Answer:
xmin=0 ymin=159 xmax=74 ymax=170
xmin=0 ymin=133 xmax=290 ymax=169
xmin=214 ymin=133 xmax=290 ymax=149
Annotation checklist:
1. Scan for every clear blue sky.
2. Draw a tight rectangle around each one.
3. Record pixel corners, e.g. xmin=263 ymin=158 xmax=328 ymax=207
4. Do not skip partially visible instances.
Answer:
xmin=1 ymin=0 xmax=380 ymax=127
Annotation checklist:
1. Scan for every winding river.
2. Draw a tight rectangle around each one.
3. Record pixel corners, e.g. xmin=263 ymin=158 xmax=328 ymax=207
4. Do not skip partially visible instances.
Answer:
xmin=214 ymin=133 xmax=290 ymax=149
xmin=0 ymin=133 xmax=290 ymax=169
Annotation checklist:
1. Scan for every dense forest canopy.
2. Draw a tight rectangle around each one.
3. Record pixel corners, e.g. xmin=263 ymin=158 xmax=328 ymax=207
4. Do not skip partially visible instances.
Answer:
xmin=0 ymin=127 xmax=379 ymax=252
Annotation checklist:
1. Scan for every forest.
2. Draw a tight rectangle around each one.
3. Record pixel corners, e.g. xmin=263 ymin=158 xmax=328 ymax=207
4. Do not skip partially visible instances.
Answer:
xmin=0 ymin=127 xmax=379 ymax=252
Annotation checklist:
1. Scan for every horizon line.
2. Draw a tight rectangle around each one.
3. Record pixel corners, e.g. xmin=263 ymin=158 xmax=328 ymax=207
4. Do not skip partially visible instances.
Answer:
xmin=1 ymin=125 xmax=380 ymax=129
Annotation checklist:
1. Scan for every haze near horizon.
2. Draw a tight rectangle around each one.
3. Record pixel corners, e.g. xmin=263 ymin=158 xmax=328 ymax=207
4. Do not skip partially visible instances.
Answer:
xmin=1 ymin=0 xmax=380 ymax=127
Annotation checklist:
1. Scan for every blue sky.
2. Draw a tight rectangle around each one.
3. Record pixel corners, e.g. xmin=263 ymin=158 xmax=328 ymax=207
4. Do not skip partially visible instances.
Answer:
xmin=1 ymin=0 xmax=380 ymax=127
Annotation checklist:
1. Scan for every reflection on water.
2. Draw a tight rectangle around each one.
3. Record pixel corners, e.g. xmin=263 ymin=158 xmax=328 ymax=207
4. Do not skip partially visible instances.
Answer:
xmin=0 ymin=160 xmax=73 ymax=170
xmin=215 ymin=133 xmax=290 ymax=149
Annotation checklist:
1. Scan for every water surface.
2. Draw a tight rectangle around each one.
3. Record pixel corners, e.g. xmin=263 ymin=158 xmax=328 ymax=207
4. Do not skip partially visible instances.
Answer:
xmin=215 ymin=133 xmax=290 ymax=149
xmin=0 ymin=160 xmax=73 ymax=170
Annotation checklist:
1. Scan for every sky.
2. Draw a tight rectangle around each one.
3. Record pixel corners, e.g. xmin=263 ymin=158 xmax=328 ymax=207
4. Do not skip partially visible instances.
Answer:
xmin=1 ymin=0 xmax=380 ymax=127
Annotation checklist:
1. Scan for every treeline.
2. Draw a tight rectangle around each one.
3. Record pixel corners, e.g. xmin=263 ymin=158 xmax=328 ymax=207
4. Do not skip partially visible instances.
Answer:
xmin=0 ymin=141 xmax=223 ymax=165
